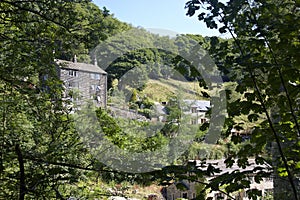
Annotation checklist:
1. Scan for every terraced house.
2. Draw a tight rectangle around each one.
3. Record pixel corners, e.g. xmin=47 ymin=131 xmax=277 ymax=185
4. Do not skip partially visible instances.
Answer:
xmin=162 ymin=159 xmax=273 ymax=200
xmin=56 ymin=57 xmax=107 ymax=108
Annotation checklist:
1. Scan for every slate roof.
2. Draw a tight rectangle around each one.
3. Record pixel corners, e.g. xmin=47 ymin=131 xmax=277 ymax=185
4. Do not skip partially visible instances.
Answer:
xmin=183 ymin=99 xmax=210 ymax=111
xmin=56 ymin=59 xmax=107 ymax=74
xmin=153 ymin=102 xmax=168 ymax=115
xmin=189 ymin=158 xmax=271 ymax=175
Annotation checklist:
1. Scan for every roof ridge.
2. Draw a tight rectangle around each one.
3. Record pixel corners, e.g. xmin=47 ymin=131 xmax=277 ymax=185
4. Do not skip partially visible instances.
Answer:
xmin=55 ymin=59 xmax=107 ymax=74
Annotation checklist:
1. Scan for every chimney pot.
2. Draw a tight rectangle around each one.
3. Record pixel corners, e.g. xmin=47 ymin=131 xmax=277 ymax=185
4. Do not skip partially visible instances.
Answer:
xmin=94 ymin=57 xmax=98 ymax=66
xmin=74 ymin=55 xmax=77 ymax=63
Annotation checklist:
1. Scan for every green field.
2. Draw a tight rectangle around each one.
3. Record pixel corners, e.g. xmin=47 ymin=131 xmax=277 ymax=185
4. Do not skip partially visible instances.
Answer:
xmin=141 ymin=78 xmax=209 ymax=102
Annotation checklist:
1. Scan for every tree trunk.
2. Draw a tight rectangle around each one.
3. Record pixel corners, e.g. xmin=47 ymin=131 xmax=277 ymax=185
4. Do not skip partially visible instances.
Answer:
xmin=15 ymin=144 xmax=26 ymax=200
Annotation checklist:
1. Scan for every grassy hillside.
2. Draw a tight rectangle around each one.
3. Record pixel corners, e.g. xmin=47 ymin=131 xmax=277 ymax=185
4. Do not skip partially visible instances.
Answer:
xmin=141 ymin=78 xmax=209 ymax=102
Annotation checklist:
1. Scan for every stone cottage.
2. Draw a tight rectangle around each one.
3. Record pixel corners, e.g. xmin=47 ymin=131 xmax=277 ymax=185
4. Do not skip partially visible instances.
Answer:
xmin=56 ymin=57 xmax=107 ymax=107
xmin=151 ymin=100 xmax=210 ymax=124
xmin=162 ymin=159 xmax=273 ymax=200
xmin=161 ymin=180 xmax=197 ymax=200
xmin=182 ymin=100 xmax=210 ymax=125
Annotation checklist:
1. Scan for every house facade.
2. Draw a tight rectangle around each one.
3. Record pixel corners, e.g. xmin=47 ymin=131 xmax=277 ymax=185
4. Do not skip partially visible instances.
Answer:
xmin=56 ymin=58 xmax=107 ymax=108
xmin=182 ymin=100 xmax=210 ymax=125
xmin=161 ymin=181 xmax=197 ymax=200
xmin=151 ymin=100 xmax=210 ymax=124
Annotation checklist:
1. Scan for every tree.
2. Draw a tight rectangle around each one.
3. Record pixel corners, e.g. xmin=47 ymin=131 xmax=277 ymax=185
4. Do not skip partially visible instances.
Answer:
xmin=0 ymin=1 xmax=127 ymax=199
xmin=185 ymin=0 xmax=300 ymax=199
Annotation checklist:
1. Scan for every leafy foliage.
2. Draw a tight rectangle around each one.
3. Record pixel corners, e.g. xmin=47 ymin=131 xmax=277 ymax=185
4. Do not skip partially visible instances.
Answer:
xmin=0 ymin=1 xmax=129 ymax=199
xmin=185 ymin=0 xmax=300 ymax=199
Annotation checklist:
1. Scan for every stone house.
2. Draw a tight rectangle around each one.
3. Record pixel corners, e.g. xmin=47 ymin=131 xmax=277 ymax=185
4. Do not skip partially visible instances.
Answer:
xmin=161 ymin=181 xmax=197 ymax=200
xmin=151 ymin=100 xmax=210 ymax=124
xmin=162 ymin=159 xmax=273 ymax=200
xmin=182 ymin=100 xmax=210 ymax=125
xmin=56 ymin=58 xmax=107 ymax=107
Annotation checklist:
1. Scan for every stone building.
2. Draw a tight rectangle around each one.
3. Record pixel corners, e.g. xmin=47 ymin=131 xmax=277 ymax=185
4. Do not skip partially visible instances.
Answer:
xmin=161 ymin=181 xmax=197 ymax=200
xmin=162 ymin=159 xmax=273 ymax=200
xmin=151 ymin=100 xmax=210 ymax=124
xmin=182 ymin=100 xmax=210 ymax=125
xmin=56 ymin=58 xmax=107 ymax=107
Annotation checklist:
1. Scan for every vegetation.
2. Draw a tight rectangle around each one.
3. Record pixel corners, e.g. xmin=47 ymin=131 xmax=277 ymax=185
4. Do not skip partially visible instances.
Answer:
xmin=0 ymin=0 xmax=129 ymax=199
xmin=0 ymin=0 xmax=299 ymax=199
xmin=184 ymin=0 xmax=300 ymax=199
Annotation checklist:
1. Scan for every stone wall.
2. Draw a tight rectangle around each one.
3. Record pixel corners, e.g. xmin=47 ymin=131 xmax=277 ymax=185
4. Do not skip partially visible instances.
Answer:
xmin=59 ymin=68 xmax=107 ymax=107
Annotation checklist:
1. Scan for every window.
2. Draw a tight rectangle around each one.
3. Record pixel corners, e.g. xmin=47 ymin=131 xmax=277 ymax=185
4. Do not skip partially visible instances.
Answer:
xmin=191 ymin=107 xmax=197 ymax=113
xmin=90 ymin=85 xmax=100 ymax=91
xmin=215 ymin=193 xmax=225 ymax=199
xmin=95 ymin=74 xmax=100 ymax=80
xmin=68 ymin=70 xmax=78 ymax=77
xmin=182 ymin=192 xmax=188 ymax=198
xmin=68 ymin=81 xmax=79 ymax=88
xmin=201 ymin=118 xmax=207 ymax=124
xmin=96 ymin=85 xmax=101 ymax=92
xmin=90 ymin=73 xmax=101 ymax=80
xmin=264 ymin=177 xmax=273 ymax=182
xmin=96 ymin=96 xmax=101 ymax=103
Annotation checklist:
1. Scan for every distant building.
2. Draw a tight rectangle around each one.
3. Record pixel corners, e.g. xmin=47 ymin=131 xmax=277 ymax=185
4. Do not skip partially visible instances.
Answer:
xmin=152 ymin=102 xmax=168 ymax=122
xmin=161 ymin=180 xmax=197 ymax=200
xmin=56 ymin=57 xmax=107 ymax=108
xmin=151 ymin=100 xmax=210 ymax=124
xmin=182 ymin=99 xmax=210 ymax=125
xmin=162 ymin=159 xmax=273 ymax=200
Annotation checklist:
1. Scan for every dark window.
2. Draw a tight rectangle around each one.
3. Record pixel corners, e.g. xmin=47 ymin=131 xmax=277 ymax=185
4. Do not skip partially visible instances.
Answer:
xmin=69 ymin=70 xmax=78 ymax=77
xmin=182 ymin=192 xmax=188 ymax=198
xmin=191 ymin=107 xmax=197 ymax=113
xmin=215 ymin=193 xmax=225 ymax=199
xmin=96 ymin=85 xmax=101 ymax=92
xmin=68 ymin=82 xmax=79 ymax=88
xmin=90 ymin=85 xmax=101 ymax=91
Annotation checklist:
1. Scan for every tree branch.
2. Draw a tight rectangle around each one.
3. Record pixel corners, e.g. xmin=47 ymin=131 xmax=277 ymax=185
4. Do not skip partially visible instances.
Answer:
xmin=24 ymin=156 xmax=115 ymax=173
xmin=248 ymin=7 xmax=300 ymax=138
xmin=218 ymin=6 xmax=299 ymax=200
xmin=193 ymin=179 xmax=235 ymax=200
xmin=15 ymin=144 xmax=26 ymax=200
xmin=1 ymin=1 xmax=72 ymax=32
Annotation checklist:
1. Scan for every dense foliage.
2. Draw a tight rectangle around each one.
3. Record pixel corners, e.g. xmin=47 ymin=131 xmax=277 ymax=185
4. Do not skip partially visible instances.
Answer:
xmin=185 ymin=0 xmax=300 ymax=199
xmin=0 ymin=1 xmax=129 ymax=199
xmin=1 ymin=0 xmax=299 ymax=199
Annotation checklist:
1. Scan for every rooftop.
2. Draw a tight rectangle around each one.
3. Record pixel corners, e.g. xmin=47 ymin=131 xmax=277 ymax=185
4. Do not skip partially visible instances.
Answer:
xmin=189 ymin=158 xmax=272 ymax=175
xmin=183 ymin=99 xmax=210 ymax=111
xmin=56 ymin=59 xmax=107 ymax=74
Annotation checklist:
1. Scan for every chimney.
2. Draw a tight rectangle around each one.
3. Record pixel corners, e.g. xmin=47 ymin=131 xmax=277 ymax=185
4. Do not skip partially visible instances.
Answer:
xmin=74 ymin=55 xmax=77 ymax=63
xmin=94 ymin=57 xmax=98 ymax=66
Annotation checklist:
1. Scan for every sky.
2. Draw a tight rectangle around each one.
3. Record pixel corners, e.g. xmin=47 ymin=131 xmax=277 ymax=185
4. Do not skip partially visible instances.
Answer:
xmin=93 ymin=0 xmax=225 ymax=37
